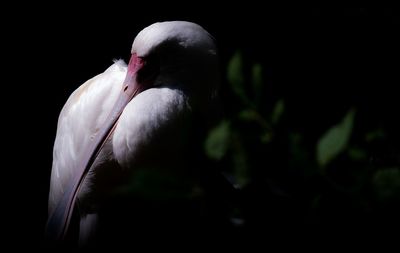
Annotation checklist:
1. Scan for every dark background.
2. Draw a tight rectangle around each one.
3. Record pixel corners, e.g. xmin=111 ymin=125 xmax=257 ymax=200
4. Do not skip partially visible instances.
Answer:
xmin=6 ymin=7 xmax=400 ymax=249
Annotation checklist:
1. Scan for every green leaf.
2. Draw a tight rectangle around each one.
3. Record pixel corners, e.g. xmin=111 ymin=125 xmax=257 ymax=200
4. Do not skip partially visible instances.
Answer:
xmin=238 ymin=109 xmax=259 ymax=122
xmin=113 ymin=168 xmax=195 ymax=200
xmin=260 ymin=132 xmax=273 ymax=144
xmin=317 ymin=108 xmax=356 ymax=168
xmin=232 ymin=134 xmax=249 ymax=187
xmin=271 ymin=99 xmax=285 ymax=124
xmin=373 ymin=168 xmax=400 ymax=201
xmin=238 ymin=109 xmax=271 ymax=130
xmin=348 ymin=147 xmax=367 ymax=161
xmin=227 ymin=51 xmax=247 ymax=102
xmin=204 ymin=120 xmax=231 ymax=160
xmin=365 ymin=128 xmax=386 ymax=142
xmin=251 ymin=63 xmax=263 ymax=104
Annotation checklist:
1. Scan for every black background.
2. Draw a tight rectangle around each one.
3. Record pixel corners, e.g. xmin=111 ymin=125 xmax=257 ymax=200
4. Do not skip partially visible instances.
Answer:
xmin=5 ymin=7 xmax=400 ymax=249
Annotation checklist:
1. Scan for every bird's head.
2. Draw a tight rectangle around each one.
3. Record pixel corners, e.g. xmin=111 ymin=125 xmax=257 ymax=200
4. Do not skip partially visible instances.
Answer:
xmin=123 ymin=21 xmax=220 ymax=107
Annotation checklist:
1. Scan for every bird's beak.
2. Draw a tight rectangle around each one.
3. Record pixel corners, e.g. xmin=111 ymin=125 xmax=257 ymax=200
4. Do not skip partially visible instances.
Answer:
xmin=95 ymin=54 xmax=145 ymax=141
xmin=108 ymin=53 xmax=145 ymax=125
xmin=84 ymin=54 xmax=146 ymax=165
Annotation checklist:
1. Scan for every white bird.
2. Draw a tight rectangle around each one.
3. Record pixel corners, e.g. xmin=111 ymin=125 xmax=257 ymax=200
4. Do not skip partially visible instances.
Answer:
xmin=46 ymin=21 xmax=220 ymax=247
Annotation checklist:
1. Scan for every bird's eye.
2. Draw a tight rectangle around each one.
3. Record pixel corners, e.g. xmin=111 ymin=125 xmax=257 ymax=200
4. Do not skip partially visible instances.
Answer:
xmin=137 ymin=56 xmax=160 ymax=84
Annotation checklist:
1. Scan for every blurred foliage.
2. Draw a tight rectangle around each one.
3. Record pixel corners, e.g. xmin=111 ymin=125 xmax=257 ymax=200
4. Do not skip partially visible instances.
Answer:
xmin=204 ymin=120 xmax=231 ymax=160
xmin=373 ymin=168 xmax=400 ymax=202
xmin=114 ymin=48 xmax=399 ymax=236
xmin=317 ymin=108 xmax=355 ymax=169
xmin=114 ymin=168 xmax=199 ymax=201
xmin=251 ymin=63 xmax=263 ymax=106
xmin=203 ymin=50 xmax=400 ymax=232
xmin=227 ymin=51 xmax=247 ymax=104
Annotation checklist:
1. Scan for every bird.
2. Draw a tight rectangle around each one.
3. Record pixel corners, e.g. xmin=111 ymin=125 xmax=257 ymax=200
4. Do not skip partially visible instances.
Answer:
xmin=46 ymin=21 xmax=221 ymax=248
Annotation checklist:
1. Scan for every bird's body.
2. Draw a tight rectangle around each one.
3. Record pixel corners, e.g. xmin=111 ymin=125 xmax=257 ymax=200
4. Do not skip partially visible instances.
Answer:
xmin=47 ymin=21 xmax=220 ymax=247
xmin=49 ymin=60 xmax=126 ymax=215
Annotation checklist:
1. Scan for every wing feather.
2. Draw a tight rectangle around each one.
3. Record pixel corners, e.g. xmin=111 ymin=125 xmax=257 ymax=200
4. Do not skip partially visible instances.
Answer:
xmin=48 ymin=61 xmax=127 ymax=214
xmin=112 ymin=87 xmax=190 ymax=170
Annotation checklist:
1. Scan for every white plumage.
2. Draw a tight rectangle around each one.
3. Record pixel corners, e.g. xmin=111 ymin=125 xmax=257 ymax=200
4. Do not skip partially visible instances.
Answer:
xmin=49 ymin=60 xmax=127 ymax=214
xmin=47 ymin=21 xmax=219 ymax=246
